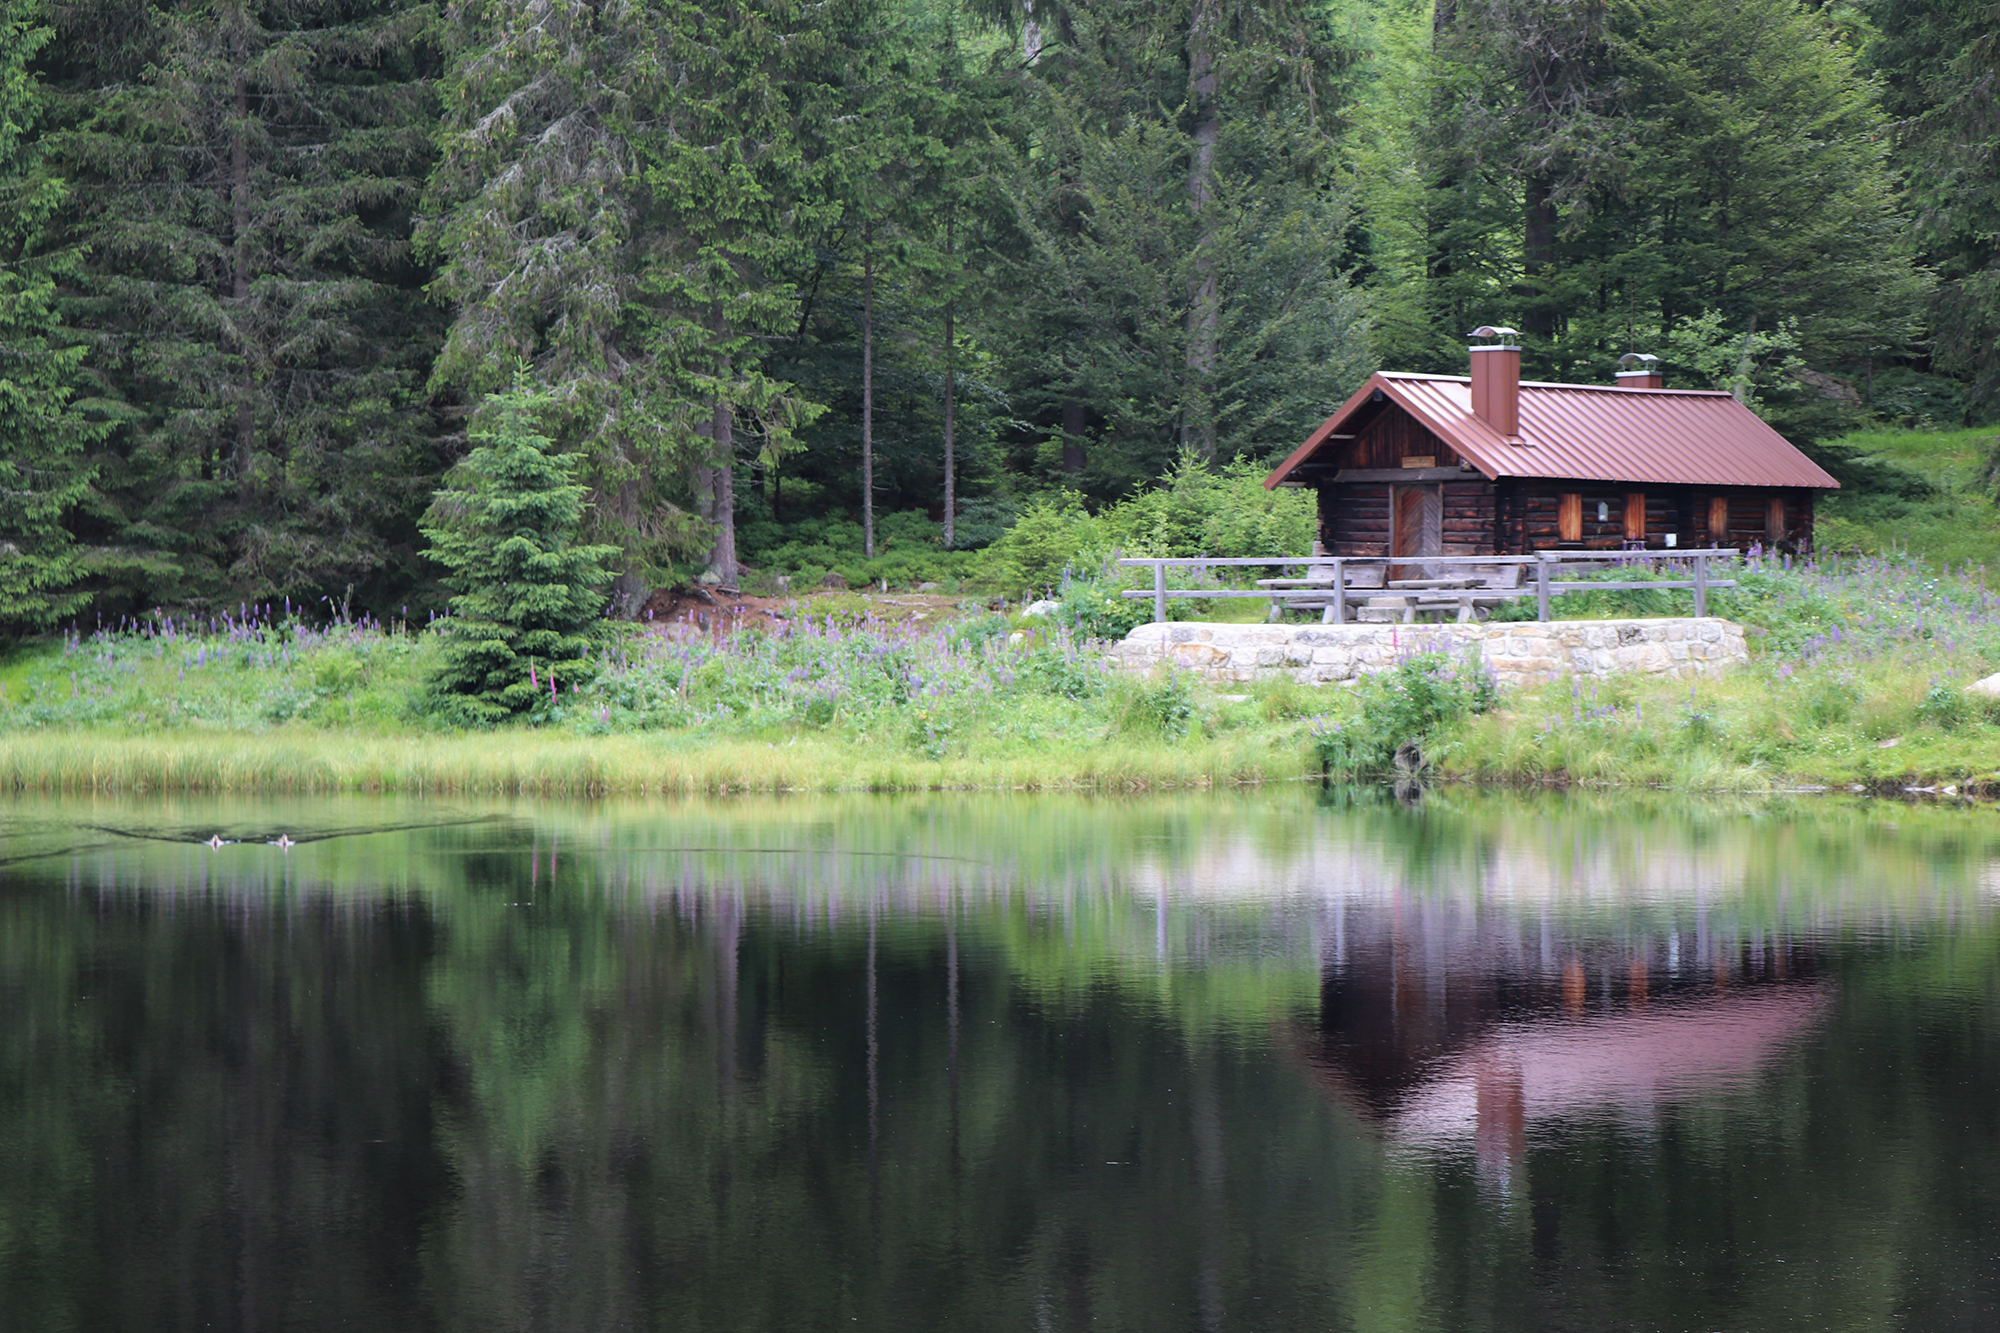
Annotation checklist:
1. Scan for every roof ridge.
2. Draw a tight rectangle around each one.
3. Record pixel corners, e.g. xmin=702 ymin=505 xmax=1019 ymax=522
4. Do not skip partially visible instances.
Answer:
xmin=1377 ymin=370 xmax=1732 ymax=397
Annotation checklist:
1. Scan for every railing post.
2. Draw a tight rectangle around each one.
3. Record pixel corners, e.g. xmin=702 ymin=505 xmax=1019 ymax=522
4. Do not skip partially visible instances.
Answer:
xmin=1153 ymin=561 xmax=1167 ymax=623
xmin=1693 ymin=553 xmax=1708 ymax=618
xmin=1331 ymin=558 xmax=1346 ymax=625
xmin=1536 ymin=553 xmax=1551 ymax=622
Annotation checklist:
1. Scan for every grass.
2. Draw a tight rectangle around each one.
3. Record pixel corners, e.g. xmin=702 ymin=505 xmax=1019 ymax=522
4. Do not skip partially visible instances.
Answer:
xmin=1430 ymin=552 xmax=2000 ymax=792
xmin=0 ymin=605 xmax=1323 ymax=793
xmin=1815 ymin=425 xmax=2000 ymax=569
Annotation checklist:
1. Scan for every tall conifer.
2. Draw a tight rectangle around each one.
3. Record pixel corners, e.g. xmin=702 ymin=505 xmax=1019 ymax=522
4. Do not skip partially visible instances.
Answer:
xmin=44 ymin=0 xmax=444 ymax=611
xmin=0 ymin=0 xmax=99 ymax=636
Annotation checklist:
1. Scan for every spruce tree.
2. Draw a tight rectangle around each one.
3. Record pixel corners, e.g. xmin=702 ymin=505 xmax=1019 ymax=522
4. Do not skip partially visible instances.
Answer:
xmin=42 ymin=0 xmax=444 ymax=612
xmin=1866 ymin=0 xmax=2000 ymax=410
xmin=427 ymin=0 xmax=863 ymax=597
xmin=0 ymin=0 xmax=100 ymax=636
xmin=986 ymin=0 xmax=1368 ymax=494
xmin=420 ymin=374 xmax=617 ymax=725
xmin=1413 ymin=0 xmax=1924 ymax=393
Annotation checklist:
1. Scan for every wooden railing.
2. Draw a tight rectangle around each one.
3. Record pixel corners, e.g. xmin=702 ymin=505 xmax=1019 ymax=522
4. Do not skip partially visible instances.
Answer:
xmin=1115 ymin=550 xmax=1741 ymax=623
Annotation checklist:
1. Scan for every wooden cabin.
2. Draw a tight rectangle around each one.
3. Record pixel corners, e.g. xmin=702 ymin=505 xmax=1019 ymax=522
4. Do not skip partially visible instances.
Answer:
xmin=1263 ymin=336 xmax=1838 ymax=560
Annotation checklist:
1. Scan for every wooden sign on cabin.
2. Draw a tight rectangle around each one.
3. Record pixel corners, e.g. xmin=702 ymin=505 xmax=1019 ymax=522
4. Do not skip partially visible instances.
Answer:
xmin=1263 ymin=335 xmax=1838 ymax=559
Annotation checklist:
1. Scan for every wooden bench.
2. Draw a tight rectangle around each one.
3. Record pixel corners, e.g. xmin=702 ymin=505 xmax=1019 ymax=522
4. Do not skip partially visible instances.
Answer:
xmin=1259 ymin=564 xmax=1388 ymax=622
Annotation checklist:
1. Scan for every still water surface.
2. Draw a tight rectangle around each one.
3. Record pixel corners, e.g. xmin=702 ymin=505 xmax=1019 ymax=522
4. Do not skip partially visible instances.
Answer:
xmin=2 ymin=789 xmax=1997 ymax=1332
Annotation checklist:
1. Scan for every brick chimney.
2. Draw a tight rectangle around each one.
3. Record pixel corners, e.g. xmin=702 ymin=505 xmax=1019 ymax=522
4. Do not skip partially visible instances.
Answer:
xmin=1615 ymin=352 xmax=1663 ymax=389
xmin=1468 ymin=326 xmax=1521 ymax=437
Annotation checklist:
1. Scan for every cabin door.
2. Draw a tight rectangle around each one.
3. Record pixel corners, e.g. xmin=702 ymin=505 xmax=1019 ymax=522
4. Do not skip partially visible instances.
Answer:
xmin=1391 ymin=484 xmax=1442 ymax=579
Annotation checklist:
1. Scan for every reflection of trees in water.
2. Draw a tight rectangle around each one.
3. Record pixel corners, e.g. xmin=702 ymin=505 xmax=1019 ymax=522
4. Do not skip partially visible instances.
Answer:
xmin=3 ymin=793 xmax=2000 ymax=1330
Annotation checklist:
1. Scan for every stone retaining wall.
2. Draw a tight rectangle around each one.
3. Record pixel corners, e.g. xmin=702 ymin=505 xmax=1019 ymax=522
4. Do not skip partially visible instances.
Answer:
xmin=1109 ymin=618 xmax=1748 ymax=688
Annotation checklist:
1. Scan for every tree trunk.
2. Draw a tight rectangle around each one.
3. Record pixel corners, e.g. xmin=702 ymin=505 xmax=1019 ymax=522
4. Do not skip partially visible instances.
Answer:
xmin=942 ymin=214 xmax=956 ymax=549
xmin=231 ymin=58 xmax=254 ymax=499
xmin=1523 ymin=172 xmax=1557 ymax=341
xmin=611 ymin=476 xmax=645 ymax=615
xmin=1061 ymin=396 xmax=1086 ymax=474
xmin=1183 ymin=0 xmax=1220 ymax=460
xmin=862 ymin=218 xmax=875 ymax=559
xmin=1022 ymin=0 xmax=1041 ymax=63
xmin=706 ymin=393 xmax=738 ymax=587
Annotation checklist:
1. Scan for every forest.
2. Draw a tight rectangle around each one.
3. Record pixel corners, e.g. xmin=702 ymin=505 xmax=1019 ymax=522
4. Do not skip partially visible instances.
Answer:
xmin=0 ymin=0 xmax=1994 ymax=630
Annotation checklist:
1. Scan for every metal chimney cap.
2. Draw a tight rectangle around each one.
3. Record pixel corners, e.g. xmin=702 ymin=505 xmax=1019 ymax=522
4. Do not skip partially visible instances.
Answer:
xmin=1468 ymin=325 xmax=1520 ymax=344
xmin=1617 ymin=352 xmax=1660 ymax=366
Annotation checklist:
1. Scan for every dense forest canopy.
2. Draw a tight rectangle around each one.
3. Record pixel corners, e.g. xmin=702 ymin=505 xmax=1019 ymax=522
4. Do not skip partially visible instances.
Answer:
xmin=0 ymin=0 xmax=1991 ymax=626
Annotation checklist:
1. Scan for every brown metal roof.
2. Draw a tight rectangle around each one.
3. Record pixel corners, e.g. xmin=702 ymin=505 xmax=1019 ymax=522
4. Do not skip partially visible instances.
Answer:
xmin=1266 ymin=372 xmax=1840 ymax=490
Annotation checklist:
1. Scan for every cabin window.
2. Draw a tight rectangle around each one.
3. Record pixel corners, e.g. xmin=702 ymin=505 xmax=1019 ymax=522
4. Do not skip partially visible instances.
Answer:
xmin=1624 ymin=492 xmax=1646 ymax=542
xmin=1707 ymin=494 xmax=1729 ymax=543
xmin=1558 ymin=492 xmax=1582 ymax=542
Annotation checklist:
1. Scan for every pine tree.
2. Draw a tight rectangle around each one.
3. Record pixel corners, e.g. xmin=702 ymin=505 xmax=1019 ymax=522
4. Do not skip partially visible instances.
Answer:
xmin=0 ymin=0 xmax=100 ymax=636
xmin=1866 ymin=0 xmax=2000 ymax=410
xmin=1413 ymin=0 xmax=1925 ymax=394
xmin=986 ymin=0 xmax=1368 ymax=495
xmin=427 ymin=0 xmax=853 ymax=595
xmin=42 ymin=0 xmax=444 ymax=613
xmin=420 ymin=373 xmax=617 ymax=724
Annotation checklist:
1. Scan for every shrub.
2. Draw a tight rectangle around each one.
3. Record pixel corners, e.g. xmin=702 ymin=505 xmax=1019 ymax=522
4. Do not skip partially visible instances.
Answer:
xmin=1312 ymin=651 xmax=1498 ymax=776
xmin=1916 ymin=679 xmax=1971 ymax=731
xmin=1112 ymin=667 xmax=1198 ymax=738
xmin=1057 ymin=575 xmax=1152 ymax=641
xmin=1016 ymin=646 xmax=1105 ymax=700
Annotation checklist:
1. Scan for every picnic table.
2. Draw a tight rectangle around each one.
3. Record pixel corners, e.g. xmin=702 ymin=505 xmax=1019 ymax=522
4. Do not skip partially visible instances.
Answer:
xmin=1254 ymin=571 xmax=1517 ymax=623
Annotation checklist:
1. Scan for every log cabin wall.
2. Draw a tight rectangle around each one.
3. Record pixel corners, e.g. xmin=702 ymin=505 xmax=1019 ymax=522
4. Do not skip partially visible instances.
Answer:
xmin=1442 ymin=482 xmax=1496 ymax=555
xmin=1318 ymin=480 xmax=1495 ymax=557
xmin=1492 ymin=483 xmax=1818 ymax=553
xmin=1320 ymin=481 xmax=1390 ymax=556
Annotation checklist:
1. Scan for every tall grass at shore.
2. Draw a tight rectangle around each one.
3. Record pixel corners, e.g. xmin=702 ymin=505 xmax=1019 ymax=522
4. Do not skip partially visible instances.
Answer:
xmin=0 ymin=603 xmax=1321 ymax=792
xmin=1437 ymin=552 xmax=2000 ymax=790
xmin=0 ymin=723 xmax=1313 ymax=795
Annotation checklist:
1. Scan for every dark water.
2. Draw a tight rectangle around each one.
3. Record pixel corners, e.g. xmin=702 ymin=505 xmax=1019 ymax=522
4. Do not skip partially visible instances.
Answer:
xmin=2 ymin=789 xmax=1998 ymax=1333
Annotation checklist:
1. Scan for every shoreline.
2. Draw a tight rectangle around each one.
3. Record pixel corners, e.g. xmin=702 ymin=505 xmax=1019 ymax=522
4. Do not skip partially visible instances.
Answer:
xmin=0 ymin=728 xmax=1323 ymax=796
xmin=5 ymin=721 xmax=2000 ymax=798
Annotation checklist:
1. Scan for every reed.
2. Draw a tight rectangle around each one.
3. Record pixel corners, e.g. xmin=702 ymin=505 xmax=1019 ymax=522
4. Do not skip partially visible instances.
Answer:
xmin=0 ymin=728 xmax=1315 ymax=796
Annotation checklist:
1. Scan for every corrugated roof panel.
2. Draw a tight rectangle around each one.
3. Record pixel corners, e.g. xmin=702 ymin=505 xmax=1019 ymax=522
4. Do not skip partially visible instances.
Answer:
xmin=1375 ymin=374 xmax=1840 ymax=489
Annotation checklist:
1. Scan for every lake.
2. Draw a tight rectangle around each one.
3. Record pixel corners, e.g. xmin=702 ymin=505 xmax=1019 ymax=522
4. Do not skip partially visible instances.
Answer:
xmin=2 ymin=788 xmax=1996 ymax=1332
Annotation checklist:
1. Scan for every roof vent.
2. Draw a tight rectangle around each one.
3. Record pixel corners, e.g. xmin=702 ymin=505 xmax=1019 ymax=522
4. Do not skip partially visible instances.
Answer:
xmin=1615 ymin=352 xmax=1664 ymax=390
xmin=1467 ymin=326 xmax=1522 ymax=438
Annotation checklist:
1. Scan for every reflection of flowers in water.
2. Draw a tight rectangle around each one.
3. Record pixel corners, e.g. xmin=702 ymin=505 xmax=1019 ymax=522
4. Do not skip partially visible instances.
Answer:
xmin=1386 ymin=984 xmax=1832 ymax=1185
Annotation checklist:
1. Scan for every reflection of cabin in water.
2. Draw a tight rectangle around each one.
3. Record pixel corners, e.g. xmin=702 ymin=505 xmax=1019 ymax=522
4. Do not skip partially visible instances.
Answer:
xmin=1294 ymin=904 xmax=1828 ymax=1182
xmin=1263 ymin=331 xmax=1840 ymax=558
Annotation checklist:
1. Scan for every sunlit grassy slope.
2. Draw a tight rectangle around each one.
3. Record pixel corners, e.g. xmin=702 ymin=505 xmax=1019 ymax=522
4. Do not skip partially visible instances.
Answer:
xmin=1815 ymin=426 xmax=2000 ymax=569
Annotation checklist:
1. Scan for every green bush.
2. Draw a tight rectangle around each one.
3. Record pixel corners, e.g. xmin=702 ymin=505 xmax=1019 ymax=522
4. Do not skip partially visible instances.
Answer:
xmin=973 ymin=456 xmax=1317 ymax=597
xmin=1111 ymin=667 xmax=1198 ymax=738
xmin=1058 ymin=575 xmax=1152 ymax=640
xmin=1916 ymin=679 xmax=1971 ymax=731
xmin=1015 ymin=646 xmax=1105 ymax=700
xmin=1312 ymin=651 xmax=1498 ymax=776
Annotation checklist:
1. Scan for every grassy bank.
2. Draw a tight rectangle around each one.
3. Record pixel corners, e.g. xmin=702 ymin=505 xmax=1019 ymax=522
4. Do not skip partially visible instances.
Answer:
xmin=16 ymin=545 xmax=2000 ymax=796
xmin=1429 ymin=552 xmax=2000 ymax=792
xmin=0 ymin=605 xmax=1323 ymax=793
